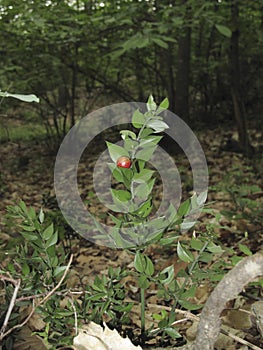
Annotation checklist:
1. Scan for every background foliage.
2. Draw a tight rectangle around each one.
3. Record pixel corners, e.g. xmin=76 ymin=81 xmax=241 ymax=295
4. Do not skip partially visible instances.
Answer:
xmin=1 ymin=0 xmax=262 ymax=144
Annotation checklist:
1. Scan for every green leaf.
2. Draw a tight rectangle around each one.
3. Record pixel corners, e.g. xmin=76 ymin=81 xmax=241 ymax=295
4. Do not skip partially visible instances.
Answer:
xmin=207 ymin=242 xmax=224 ymax=254
xmin=132 ymin=109 xmax=145 ymax=128
xmin=139 ymin=135 xmax=162 ymax=147
xmin=181 ymin=285 xmax=197 ymax=299
xmin=178 ymin=299 xmax=203 ymax=310
xmin=138 ymin=275 xmax=150 ymax=289
xmin=131 ymin=197 xmax=152 ymax=218
xmin=178 ymin=199 xmax=191 ymax=217
xmin=159 ymin=97 xmax=169 ymax=110
xmin=152 ymin=37 xmax=168 ymax=49
xmin=215 ymin=24 xmax=232 ymax=38
xmin=177 ymin=241 xmax=194 ymax=263
xmin=145 ymin=256 xmax=154 ymax=276
xmin=199 ymin=252 xmax=214 ymax=263
xmin=133 ymin=179 xmax=155 ymax=200
xmin=139 ymin=128 xmax=153 ymax=138
xmin=19 ymin=200 xmax=28 ymax=214
xmin=159 ymin=265 xmax=174 ymax=285
xmin=133 ymin=169 xmax=155 ymax=183
xmin=124 ymin=138 xmax=138 ymax=152
xmin=190 ymin=238 xmax=204 ymax=251
xmin=50 ymin=255 xmax=58 ymax=267
xmin=22 ymin=263 xmax=30 ymax=276
xmin=20 ymin=225 xmax=36 ymax=232
xmin=122 ymin=34 xmax=149 ymax=50
xmin=46 ymin=230 xmax=58 ymax=248
xmin=53 ymin=266 xmax=67 ymax=277
xmin=106 ymin=142 xmax=129 ymax=162
xmin=109 ymin=226 xmax=132 ymax=248
xmin=146 ymin=120 xmax=169 ymax=133
xmin=197 ymin=191 xmax=207 ymax=206
xmin=39 ymin=208 xmax=44 ymax=224
xmin=159 ymin=236 xmax=179 ymax=245
xmin=134 ymin=251 xmax=146 ymax=273
xmin=138 ymin=159 xmax=145 ymax=172
xmin=20 ymin=231 xmax=39 ymax=241
xmin=43 ymin=223 xmax=54 ymax=241
xmin=167 ymin=203 xmax=179 ymax=225
xmin=180 ymin=221 xmax=196 ymax=230
xmin=136 ymin=144 xmax=157 ymax=161
xmin=164 ymin=327 xmax=181 ymax=339
xmin=108 ymin=213 xmax=122 ymax=227
xmin=109 ymin=164 xmax=124 ymax=182
xmin=111 ymin=189 xmax=131 ymax=202
xmin=28 ymin=206 xmax=37 ymax=221
xmin=152 ymin=313 xmax=163 ymax=321
xmin=0 ymin=91 xmax=40 ymax=103
xmin=238 ymin=243 xmax=252 ymax=256
xmin=147 ymin=95 xmax=157 ymax=112
xmin=120 ymin=130 xmax=137 ymax=140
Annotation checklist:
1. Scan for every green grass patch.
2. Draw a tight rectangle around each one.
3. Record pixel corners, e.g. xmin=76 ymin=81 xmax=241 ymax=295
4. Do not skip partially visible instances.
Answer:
xmin=0 ymin=121 xmax=46 ymax=142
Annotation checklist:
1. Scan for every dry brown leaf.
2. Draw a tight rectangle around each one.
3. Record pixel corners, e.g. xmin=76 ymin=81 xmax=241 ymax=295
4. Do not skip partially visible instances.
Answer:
xmin=13 ymin=325 xmax=47 ymax=350
xmin=27 ymin=310 xmax=46 ymax=331
xmin=222 ymin=308 xmax=252 ymax=330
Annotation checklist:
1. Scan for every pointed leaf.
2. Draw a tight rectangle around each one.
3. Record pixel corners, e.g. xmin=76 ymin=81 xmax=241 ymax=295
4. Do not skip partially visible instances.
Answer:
xmin=147 ymin=95 xmax=157 ymax=112
xmin=159 ymin=97 xmax=169 ymax=110
xmin=111 ymin=189 xmax=131 ymax=202
xmin=43 ymin=223 xmax=54 ymax=241
xmin=39 ymin=208 xmax=45 ymax=224
xmin=46 ymin=231 xmax=58 ymax=248
xmin=215 ymin=24 xmax=232 ymax=38
xmin=106 ymin=142 xmax=129 ymax=162
xmin=120 ymin=130 xmax=137 ymax=140
xmin=177 ymin=241 xmax=194 ymax=263
xmin=145 ymin=256 xmax=154 ymax=276
xmin=134 ymin=251 xmax=146 ymax=273
xmin=133 ymin=169 xmax=155 ymax=183
xmin=132 ymin=109 xmax=145 ymax=128
xmin=136 ymin=144 xmax=157 ymax=161
xmin=152 ymin=38 xmax=168 ymax=49
xmin=146 ymin=120 xmax=169 ymax=133
xmin=0 ymin=91 xmax=39 ymax=103
xmin=160 ymin=265 xmax=175 ymax=285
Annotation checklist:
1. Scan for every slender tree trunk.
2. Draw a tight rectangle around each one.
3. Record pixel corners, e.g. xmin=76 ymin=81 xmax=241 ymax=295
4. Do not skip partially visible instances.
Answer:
xmin=174 ymin=0 xmax=191 ymax=122
xmin=229 ymin=0 xmax=253 ymax=155
xmin=166 ymin=44 xmax=176 ymax=113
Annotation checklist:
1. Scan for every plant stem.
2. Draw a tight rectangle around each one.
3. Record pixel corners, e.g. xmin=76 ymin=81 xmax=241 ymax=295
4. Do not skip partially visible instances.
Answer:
xmin=140 ymin=287 xmax=145 ymax=335
xmin=189 ymin=241 xmax=209 ymax=275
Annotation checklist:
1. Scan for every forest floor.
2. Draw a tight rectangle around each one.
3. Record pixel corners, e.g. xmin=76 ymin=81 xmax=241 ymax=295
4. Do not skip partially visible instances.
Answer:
xmin=0 ymin=122 xmax=262 ymax=349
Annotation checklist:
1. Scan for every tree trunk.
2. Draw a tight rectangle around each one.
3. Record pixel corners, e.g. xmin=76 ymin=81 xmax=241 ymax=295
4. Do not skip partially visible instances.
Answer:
xmin=166 ymin=44 xmax=176 ymax=113
xmin=174 ymin=0 xmax=191 ymax=122
xmin=229 ymin=0 xmax=253 ymax=156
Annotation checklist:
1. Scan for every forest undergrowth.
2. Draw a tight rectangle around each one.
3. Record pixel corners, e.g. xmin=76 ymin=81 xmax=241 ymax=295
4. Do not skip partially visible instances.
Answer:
xmin=0 ymin=121 xmax=262 ymax=349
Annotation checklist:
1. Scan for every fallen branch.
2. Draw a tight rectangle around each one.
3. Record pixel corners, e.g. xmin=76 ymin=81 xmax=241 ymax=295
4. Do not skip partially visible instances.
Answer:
xmin=193 ymin=251 xmax=263 ymax=350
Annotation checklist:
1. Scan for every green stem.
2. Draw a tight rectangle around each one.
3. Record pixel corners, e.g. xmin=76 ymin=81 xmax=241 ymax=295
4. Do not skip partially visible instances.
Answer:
xmin=171 ymin=240 xmax=209 ymax=311
xmin=136 ymin=116 xmax=153 ymax=142
xmin=189 ymin=241 xmax=209 ymax=275
xmin=140 ymin=287 xmax=145 ymax=335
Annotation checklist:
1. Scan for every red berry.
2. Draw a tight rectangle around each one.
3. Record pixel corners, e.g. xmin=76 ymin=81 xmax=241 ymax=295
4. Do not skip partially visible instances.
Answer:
xmin=116 ymin=156 xmax=131 ymax=168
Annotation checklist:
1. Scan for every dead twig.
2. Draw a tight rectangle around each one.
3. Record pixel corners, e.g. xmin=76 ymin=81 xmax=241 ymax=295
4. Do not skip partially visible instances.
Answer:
xmin=147 ymin=304 xmax=262 ymax=350
xmin=0 ymin=276 xmax=21 ymax=338
xmin=0 ymin=254 xmax=73 ymax=341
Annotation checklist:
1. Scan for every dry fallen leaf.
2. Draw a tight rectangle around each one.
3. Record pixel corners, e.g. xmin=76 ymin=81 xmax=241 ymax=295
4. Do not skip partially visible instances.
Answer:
xmin=13 ymin=325 xmax=47 ymax=350
xmin=73 ymin=322 xmax=142 ymax=350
